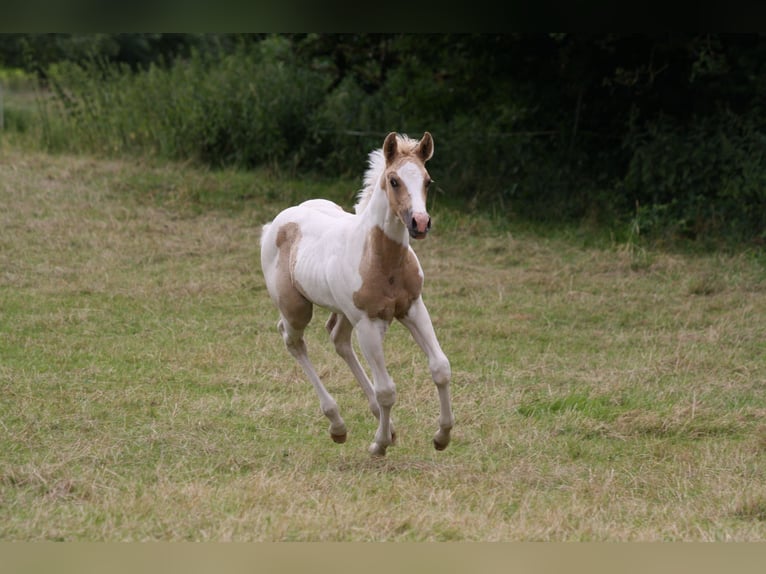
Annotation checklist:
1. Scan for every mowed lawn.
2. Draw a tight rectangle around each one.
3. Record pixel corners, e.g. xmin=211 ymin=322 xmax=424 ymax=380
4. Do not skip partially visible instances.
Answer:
xmin=1 ymin=149 xmax=765 ymax=541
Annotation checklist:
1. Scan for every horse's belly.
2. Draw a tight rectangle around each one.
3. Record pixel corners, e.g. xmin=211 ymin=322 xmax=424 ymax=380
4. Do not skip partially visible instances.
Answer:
xmin=292 ymin=239 xmax=358 ymax=314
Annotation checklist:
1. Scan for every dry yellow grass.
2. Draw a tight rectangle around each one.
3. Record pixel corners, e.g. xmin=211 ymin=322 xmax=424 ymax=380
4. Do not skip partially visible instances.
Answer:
xmin=1 ymin=149 xmax=765 ymax=541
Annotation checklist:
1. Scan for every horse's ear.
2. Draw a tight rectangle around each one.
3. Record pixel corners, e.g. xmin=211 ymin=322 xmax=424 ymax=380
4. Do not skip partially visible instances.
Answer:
xmin=417 ymin=131 xmax=434 ymax=162
xmin=383 ymin=132 xmax=399 ymax=165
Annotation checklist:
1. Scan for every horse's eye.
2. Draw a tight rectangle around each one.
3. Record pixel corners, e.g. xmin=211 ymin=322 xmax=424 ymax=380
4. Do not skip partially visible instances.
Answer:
xmin=425 ymin=178 xmax=433 ymax=188
xmin=390 ymin=177 xmax=398 ymax=188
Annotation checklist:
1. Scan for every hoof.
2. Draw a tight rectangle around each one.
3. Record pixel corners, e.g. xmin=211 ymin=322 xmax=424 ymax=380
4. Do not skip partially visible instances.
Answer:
xmin=433 ymin=428 xmax=451 ymax=451
xmin=331 ymin=432 xmax=347 ymax=444
xmin=433 ymin=433 xmax=451 ymax=451
xmin=368 ymin=442 xmax=387 ymax=457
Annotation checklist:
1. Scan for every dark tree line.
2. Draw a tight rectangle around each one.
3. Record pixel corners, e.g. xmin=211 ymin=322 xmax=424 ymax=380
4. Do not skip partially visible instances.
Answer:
xmin=3 ymin=33 xmax=765 ymax=241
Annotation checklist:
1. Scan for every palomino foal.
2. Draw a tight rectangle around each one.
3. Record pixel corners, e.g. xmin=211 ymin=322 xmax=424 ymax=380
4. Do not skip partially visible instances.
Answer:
xmin=260 ymin=132 xmax=453 ymax=456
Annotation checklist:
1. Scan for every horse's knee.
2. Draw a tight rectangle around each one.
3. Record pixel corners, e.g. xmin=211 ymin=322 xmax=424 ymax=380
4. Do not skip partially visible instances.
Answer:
xmin=278 ymin=319 xmax=306 ymax=355
xmin=430 ymin=355 xmax=451 ymax=387
xmin=375 ymin=384 xmax=396 ymax=408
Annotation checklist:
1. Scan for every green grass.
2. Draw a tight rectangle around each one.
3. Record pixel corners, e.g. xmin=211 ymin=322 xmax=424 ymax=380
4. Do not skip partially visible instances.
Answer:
xmin=1 ymin=148 xmax=765 ymax=541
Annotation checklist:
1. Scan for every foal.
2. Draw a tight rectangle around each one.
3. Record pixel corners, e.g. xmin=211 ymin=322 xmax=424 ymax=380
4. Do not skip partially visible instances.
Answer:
xmin=260 ymin=132 xmax=453 ymax=456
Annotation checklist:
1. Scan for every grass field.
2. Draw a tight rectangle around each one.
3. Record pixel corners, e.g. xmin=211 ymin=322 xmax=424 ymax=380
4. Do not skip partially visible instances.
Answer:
xmin=1 ymin=148 xmax=765 ymax=541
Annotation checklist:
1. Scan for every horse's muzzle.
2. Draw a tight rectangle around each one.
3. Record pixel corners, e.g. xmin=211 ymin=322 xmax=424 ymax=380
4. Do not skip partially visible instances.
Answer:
xmin=409 ymin=212 xmax=432 ymax=240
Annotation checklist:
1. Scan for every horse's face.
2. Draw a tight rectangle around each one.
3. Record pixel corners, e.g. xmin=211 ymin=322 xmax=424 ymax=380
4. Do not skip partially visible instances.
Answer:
xmin=382 ymin=132 xmax=434 ymax=240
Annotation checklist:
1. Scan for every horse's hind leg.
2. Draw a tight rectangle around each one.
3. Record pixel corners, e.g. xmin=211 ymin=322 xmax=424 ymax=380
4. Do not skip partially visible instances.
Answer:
xmin=326 ymin=313 xmax=379 ymax=419
xmin=278 ymin=316 xmax=347 ymax=443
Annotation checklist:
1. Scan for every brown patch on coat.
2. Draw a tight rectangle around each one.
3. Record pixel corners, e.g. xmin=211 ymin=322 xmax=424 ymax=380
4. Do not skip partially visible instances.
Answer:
xmin=275 ymin=222 xmax=312 ymax=329
xmin=353 ymin=226 xmax=423 ymax=322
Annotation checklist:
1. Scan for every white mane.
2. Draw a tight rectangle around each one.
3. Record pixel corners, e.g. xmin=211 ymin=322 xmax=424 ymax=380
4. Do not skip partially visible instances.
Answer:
xmin=353 ymin=134 xmax=421 ymax=214
xmin=354 ymin=148 xmax=385 ymax=214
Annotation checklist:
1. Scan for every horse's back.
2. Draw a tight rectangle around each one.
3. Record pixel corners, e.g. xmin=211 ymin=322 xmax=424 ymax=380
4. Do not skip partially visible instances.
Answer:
xmin=262 ymin=199 xmax=349 ymax=244
xmin=298 ymin=199 xmax=348 ymax=218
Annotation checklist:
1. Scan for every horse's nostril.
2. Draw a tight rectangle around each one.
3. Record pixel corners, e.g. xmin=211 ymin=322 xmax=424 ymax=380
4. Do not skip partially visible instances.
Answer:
xmin=411 ymin=214 xmax=431 ymax=235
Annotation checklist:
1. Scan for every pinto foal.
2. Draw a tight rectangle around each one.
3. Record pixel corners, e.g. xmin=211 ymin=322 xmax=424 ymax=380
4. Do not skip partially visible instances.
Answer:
xmin=260 ymin=132 xmax=453 ymax=456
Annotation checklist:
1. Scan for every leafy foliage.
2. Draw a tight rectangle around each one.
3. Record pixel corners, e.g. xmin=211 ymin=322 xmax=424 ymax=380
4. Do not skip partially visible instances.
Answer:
xmin=623 ymin=110 xmax=766 ymax=241
xmin=40 ymin=37 xmax=327 ymax=169
xmin=5 ymin=33 xmax=766 ymax=243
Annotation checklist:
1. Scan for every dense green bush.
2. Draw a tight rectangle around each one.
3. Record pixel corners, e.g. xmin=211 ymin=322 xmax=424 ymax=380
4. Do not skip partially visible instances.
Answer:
xmin=42 ymin=37 xmax=328 ymax=169
xmin=11 ymin=33 xmax=766 ymax=243
xmin=623 ymin=110 xmax=766 ymax=241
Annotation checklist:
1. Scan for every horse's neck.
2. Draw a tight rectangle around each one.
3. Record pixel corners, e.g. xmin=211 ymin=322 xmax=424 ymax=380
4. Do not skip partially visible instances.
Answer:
xmin=358 ymin=184 xmax=409 ymax=247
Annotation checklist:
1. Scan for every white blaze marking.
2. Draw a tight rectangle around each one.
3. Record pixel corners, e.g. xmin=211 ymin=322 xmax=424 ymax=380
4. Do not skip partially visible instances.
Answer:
xmin=397 ymin=162 xmax=427 ymax=214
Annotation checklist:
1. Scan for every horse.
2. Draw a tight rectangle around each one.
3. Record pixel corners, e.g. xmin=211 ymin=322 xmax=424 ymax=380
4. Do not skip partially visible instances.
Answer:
xmin=260 ymin=132 xmax=453 ymax=456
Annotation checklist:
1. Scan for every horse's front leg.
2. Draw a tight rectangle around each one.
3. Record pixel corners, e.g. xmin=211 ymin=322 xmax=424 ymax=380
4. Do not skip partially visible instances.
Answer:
xmin=399 ymin=297 xmax=454 ymax=451
xmin=354 ymin=317 xmax=396 ymax=456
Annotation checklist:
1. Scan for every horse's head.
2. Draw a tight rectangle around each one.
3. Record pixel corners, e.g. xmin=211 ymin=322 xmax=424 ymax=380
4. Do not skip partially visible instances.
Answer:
xmin=381 ymin=131 xmax=434 ymax=240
